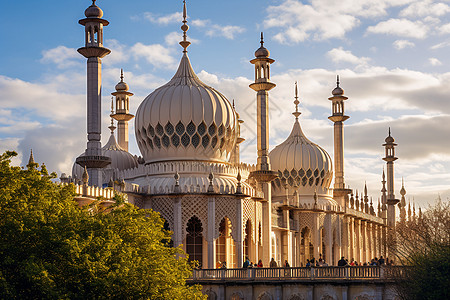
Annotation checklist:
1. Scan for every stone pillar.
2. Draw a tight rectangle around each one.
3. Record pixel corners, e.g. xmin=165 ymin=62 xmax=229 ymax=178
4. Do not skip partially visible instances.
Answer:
xmin=207 ymin=197 xmax=216 ymax=269
xmin=173 ymin=197 xmax=183 ymax=249
xmin=262 ymin=182 xmax=272 ymax=265
xmin=236 ymin=197 xmax=244 ymax=268
xmin=342 ymin=216 xmax=349 ymax=260
xmin=355 ymin=219 xmax=361 ymax=263
xmin=326 ymin=216 xmax=333 ymax=265
xmin=313 ymin=215 xmax=320 ymax=260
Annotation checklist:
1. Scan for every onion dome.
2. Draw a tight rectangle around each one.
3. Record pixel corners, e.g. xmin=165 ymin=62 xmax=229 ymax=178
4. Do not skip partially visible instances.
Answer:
xmin=255 ymin=32 xmax=270 ymax=58
xmin=135 ymin=1 xmax=237 ymax=164
xmin=72 ymin=132 xmax=138 ymax=184
xmin=135 ymin=54 xmax=237 ymax=164
xmin=332 ymin=75 xmax=344 ymax=96
xmin=269 ymin=83 xmax=333 ymax=197
xmin=115 ymin=69 xmax=129 ymax=91
xmin=85 ymin=0 xmax=103 ymax=18
xmin=102 ymin=133 xmax=138 ymax=171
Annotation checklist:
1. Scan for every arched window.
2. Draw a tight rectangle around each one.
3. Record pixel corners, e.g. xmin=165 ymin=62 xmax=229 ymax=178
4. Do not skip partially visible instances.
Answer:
xmin=243 ymin=219 xmax=251 ymax=260
xmin=186 ymin=216 xmax=203 ymax=268
xmin=216 ymin=217 xmax=234 ymax=267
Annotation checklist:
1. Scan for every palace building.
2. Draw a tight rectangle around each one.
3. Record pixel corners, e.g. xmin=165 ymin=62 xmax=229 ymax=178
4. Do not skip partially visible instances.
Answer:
xmin=64 ymin=0 xmax=403 ymax=270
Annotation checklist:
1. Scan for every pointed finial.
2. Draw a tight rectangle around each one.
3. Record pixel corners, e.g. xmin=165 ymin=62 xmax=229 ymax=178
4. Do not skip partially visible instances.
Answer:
xmin=179 ymin=0 xmax=191 ymax=53
xmin=109 ymin=97 xmax=116 ymax=134
xmin=364 ymin=181 xmax=368 ymax=197
xmin=28 ymin=149 xmax=35 ymax=165
xmin=313 ymin=188 xmax=318 ymax=208
xmin=174 ymin=171 xmax=181 ymax=193
xmin=292 ymin=81 xmax=301 ymax=119
xmin=336 ymin=75 xmax=340 ymax=87
xmin=236 ymin=169 xmax=242 ymax=194
xmin=82 ymin=166 xmax=89 ymax=184
xmin=208 ymin=170 xmax=214 ymax=193
xmin=232 ymin=99 xmax=235 ymax=110
xmin=120 ymin=68 xmax=124 ymax=82
xmin=260 ymin=32 xmax=264 ymax=46
xmin=382 ymin=167 xmax=385 ymax=180
xmin=388 ymin=127 xmax=391 ymax=137
xmin=92 ymin=0 xmax=96 ymax=5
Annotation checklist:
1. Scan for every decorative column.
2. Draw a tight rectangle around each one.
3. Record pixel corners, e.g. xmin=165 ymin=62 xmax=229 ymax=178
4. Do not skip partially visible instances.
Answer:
xmin=76 ymin=0 xmax=111 ymax=186
xmin=111 ymin=69 xmax=134 ymax=151
xmin=236 ymin=197 xmax=244 ymax=268
xmin=173 ymin=173 xmax=183 ymax=249
xmin=249 ymin=33 xmax=278 ymax=265
xmin=383 ymin=129 xmax=399 ymax=257
xmin=328 ymin=76 xmax=351 ymax=205
xmin=207 ymin=196 xmax=216 ymax=269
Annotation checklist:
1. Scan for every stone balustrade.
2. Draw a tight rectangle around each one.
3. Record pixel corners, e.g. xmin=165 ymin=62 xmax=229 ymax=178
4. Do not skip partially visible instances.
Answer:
xmin=190 ymin=266 xmax=408 ymax=282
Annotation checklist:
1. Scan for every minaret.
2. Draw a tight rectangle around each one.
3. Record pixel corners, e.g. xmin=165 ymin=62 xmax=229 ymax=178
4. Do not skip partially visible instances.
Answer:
xmin=328 ymin=76 xmax=351 ymax=205
xmin=76 ymin=0 xmax=111 ymax=186
xmin=382 ymin=128 xmax=399 ymax=229
xmin=111 ymin=69 xmax=134 ymax=151
xmin=249 ymin=32 xmax=277 ymax=266
xmin=249 ymin=32 xmax=276 ymax=173
xmin=399 ymin=178 xmax=407 ymax=223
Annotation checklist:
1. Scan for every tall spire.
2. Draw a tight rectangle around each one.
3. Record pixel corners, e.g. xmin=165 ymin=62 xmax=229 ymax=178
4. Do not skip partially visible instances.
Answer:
xmin=179 ymin=0 xmax=191 ymax=53
xmin=293 ymin=81 xmax=301 ymax=119
xmin=108 ymin=97 xmax=116 ymax=134
xmin=260 ymin=32 xmax=264 ymax=47
xmin=28 ymin=149 xmax=35 ymax=165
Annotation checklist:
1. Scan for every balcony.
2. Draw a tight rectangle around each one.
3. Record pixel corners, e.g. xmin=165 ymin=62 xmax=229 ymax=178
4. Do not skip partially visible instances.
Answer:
xmin=190 ymin=266 xmax=408 ymax=283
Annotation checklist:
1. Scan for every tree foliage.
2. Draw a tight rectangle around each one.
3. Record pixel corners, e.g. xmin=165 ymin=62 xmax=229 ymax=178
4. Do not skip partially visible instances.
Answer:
xmin=0 ymin=151 xmax=205 ymax=299
xmin=392 ymin=198 xmax=450 ymax=300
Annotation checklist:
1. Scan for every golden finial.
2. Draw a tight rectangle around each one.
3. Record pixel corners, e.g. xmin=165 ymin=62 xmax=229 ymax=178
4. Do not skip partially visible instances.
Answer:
xmin=292 ymin=81 xmax=301 ymax=119
xmin=179 ymin=0 xmax=191 ymax=53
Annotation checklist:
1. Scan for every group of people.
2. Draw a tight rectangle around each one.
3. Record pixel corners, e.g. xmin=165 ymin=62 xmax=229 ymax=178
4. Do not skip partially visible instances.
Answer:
xmin=216 ymin=255 xmax=395 ymax=269
xmin=336 ymin=255 xmax=395 ymax=267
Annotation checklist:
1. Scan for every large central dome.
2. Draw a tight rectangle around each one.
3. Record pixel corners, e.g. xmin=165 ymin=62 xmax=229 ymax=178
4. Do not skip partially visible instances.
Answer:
xmin=135 ymin=53 xmax=237 ymax=164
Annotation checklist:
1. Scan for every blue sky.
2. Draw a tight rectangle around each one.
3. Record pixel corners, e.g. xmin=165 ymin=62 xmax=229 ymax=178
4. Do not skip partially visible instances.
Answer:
xmin=1 ymin=0 xmax=449 ymax=208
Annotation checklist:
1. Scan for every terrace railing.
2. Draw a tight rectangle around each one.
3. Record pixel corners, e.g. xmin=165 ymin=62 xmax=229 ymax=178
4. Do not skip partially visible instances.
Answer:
xmin=190 ymin=266 xmax=407 ymax=282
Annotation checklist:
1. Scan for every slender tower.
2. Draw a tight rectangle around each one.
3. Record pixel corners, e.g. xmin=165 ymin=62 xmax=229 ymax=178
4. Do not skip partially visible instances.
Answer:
xmin=111 ymin=69 xmax=134 ymax=151
xmin=76 ymin=0 xmax=111 ymax=186
xmin=328 ymin=76 xmax=351 ymax=205
xmin=399 ymin=178 xmax=407 ymax=223
xmin=382 ymin=128 xmax=399 ymax=229
xmin=249 ymin=33 xmax=277 ymax=265
xmin=383 ymin=128 xmax=400 ymax=255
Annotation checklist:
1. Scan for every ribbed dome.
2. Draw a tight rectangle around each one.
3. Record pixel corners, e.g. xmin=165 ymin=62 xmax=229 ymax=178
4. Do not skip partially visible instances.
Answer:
xmin=135 ymin=53 xmax=238 ymax=164
xmin=269 ymin=119 xmax=333 ymax=196
xmin=72 ymin=133 xmax=138 ymax=184
xmin=102 ymin=133 xmax=138 ymax=171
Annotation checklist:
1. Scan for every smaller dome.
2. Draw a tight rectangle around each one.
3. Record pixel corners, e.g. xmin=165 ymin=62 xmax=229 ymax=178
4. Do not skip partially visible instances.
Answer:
xmin=332 ymin=86 xmax=344 ymax=96
xmin=115 ymin=81 xmax=129 ymax=91
xmin=102 ymin=133 xmax=138 ymax=171
xmin=385 ymin=135 xmax=394 ymax=143
xmin=255 ymin=46 xmax=270 ymax=58
xmin=85 ymin=3 xmax=103 ymax=18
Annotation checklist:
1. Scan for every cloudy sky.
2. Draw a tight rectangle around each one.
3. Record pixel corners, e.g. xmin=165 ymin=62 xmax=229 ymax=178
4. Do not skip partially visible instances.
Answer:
xmin=1 ymin=0 xmax=449 ymax=208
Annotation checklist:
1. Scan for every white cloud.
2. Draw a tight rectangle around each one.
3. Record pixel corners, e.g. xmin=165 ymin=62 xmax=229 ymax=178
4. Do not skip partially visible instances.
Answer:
xmin=264 ymin=0 xmax=414 ymax=43
xmin=366 ymin=19 xmax=428 ymax=39
xmin=326 ymin=47 xmax=370 ymax=66
xmin=40 ymin=46 xmax=81 ymax=69
xmin=393 ymin=39 xmax=415 ymax=50
xmin=399 ymin=0 xmax=450 ymax=18
xmin=131 ymin=43 xmax=176 ymax=69
xmin=429 ymin=57 xmax=442 ymax=66
xmin=192 ymin=18 xmax=245 ymax=40
xmin=164 ymin=31 xmax=199 ymax=46
xmin=430 ymin=41 xmax=450 ymax=49
xmin=142 ymin=12 xmax=182 ymax=25
xmin=206 ymin=25 xmax=245 ymax=40
xmin=439 ymin=23 xmax=450 ymax=34
xmin=104 ymin=39 xmax=130 ymax=65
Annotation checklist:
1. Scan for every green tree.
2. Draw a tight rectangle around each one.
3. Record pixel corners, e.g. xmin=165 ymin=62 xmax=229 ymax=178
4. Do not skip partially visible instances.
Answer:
xmin=0 ymin=151 xmax=205 ymax=299
xmin=391 ymin=198 xmax=450 ymax=300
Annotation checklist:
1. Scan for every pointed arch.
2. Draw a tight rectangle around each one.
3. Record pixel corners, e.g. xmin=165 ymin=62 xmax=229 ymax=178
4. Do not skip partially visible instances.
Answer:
xmin=186 ymin=215 xmax=203 ymax=267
